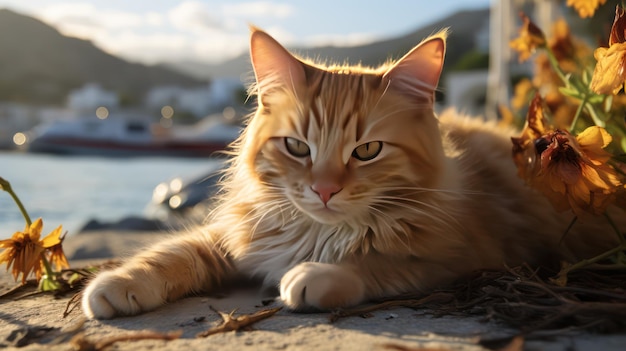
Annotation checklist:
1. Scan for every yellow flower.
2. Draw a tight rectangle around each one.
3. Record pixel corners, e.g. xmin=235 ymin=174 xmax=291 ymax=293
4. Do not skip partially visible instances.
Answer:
xmin=591 ymin=6 xmax=626 ymax=95
xmin=591 ymin=43 xmax=626 ymax=95
xmin=511 ymin=94 xmax=622 ymax=217
xmin=0 ymin=218 xmax=67 ymax=284
xmin=510 ymin=12 xmax=547 ymax=62
xmin=566 ymin=0 xmax=607 ymax=18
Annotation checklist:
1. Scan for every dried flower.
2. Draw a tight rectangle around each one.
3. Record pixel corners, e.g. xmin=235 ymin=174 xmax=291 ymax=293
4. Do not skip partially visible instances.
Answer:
xmin=44 ymin=230 xmax=69 ymax=272
xmin=0 ymin=218 xmax=67 ymax=284
xmin=548 ymin=19 xmax=591 ymax=73
xmin=609 ymin=5 xmax=626 ymax=45
xmin=512 ymin=94 xmax=621 ymax=217
xmin=510 ymin=13 xmax=547 ymax=62
xmin=591 ymin=6 xmax=626 ymax=95
xmin=566 ymin=0 xmax=607 ymax=18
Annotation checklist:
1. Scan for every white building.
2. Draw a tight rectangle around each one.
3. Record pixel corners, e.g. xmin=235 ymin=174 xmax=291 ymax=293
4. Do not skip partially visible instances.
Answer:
xmin=67 ymin=83 xmax=119 ymax=111
xmin=145 ymin=78 xmax=244 ymax=118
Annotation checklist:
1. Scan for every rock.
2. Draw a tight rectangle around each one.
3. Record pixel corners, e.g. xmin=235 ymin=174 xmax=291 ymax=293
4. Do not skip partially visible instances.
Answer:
xmin=79 ymin=216 xmax=165 ymax=232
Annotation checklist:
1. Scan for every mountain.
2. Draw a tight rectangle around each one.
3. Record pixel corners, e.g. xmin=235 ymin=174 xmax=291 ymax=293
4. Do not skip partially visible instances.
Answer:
xmin=0 ymin=9 xmax=204 ymax=106
xmin=167 ymin=8 xmax=490 ymax=82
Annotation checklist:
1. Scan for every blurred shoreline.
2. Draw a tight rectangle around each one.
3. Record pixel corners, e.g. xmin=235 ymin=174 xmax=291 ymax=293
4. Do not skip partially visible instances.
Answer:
xmin=0 ymin=151 xmax=217 ymax=239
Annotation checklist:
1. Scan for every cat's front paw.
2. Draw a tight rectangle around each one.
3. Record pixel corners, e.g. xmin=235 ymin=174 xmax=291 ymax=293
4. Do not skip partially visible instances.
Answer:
xmin=279 ymin=262 xmax=365 ymax=311
xmin=82 ymin=269 xmax=166 ymax=319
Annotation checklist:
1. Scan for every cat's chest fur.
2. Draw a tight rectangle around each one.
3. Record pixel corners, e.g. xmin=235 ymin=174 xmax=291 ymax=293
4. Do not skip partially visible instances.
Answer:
xmin=231 ymin=217 xmax=374 ymax=284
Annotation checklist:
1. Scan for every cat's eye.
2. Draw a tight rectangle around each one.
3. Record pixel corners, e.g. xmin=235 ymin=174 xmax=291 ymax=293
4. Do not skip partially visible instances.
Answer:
xmin=284 ymin=137 xmax=310 ymax=157
xmin=352 ymin=141 xmax=383 ymax=161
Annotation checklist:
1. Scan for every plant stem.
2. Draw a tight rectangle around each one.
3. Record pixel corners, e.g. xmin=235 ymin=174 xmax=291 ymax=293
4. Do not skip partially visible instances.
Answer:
xmin=570 ymin=96 xmax=587 ymax=133
xmin=584 ymin=101 xmax=607 ymax=127
xmin=41 ymin=255 xmax=55 ymax=280
xmin=39 ymin=254 xmax=62 ymax=291
xmin=556 ymin=213 xmax=626 ymax=284
xmin=563 ymin=242 xmax=626 ymax=275
xmin=545 ymin=49 xmax=569 ymax=85
xmin=559 ymin=215 xmax=578 ymax=244
xmin=0 ymin=177 xmax=32 ymax=226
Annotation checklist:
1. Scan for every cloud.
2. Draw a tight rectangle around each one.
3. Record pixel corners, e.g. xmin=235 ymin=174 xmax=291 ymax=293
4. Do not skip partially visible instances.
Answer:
xmin=169 ymin=1 xmax=223 ymax=32
xmin=222 ymin=1 xmax=295 ymax=19
xmin=36 ymin=2 xmax=165 ymax=41
xmin=305 ymin=32 xmax=380 ymax=48
xmin=39 ymin=2 xmax=141 ymax=30
xmin=93 ymin=31 xmax=193 ymax=64
xmin=21 ymin=0 xmax=371 ymax=65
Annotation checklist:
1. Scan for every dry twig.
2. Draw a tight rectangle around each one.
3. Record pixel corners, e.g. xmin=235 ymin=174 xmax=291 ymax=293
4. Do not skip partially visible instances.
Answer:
xmin=332 ymin=266 xmax=626 ymax=333
xmin=197 ymin=306 xmax=282 ymax=337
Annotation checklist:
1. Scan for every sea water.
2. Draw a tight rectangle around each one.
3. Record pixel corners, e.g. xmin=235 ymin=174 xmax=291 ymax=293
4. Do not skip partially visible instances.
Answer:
xmin=0 ymin=152 xmax=217 ymax=239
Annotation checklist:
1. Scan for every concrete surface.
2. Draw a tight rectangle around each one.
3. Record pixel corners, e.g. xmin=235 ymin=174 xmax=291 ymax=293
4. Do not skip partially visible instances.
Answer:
xmin=1 ymin=231 xmax=625 ymax=351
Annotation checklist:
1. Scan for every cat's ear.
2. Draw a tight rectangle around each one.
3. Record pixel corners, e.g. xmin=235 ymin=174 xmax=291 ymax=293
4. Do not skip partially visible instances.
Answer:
xmin=249 ymin=26 xmax=306 ymax=96
xmin=383 ymin=30 xmax=447 ymax=100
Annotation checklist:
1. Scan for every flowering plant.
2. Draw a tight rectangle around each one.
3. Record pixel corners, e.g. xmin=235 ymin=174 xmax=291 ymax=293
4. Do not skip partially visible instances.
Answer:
xmin=0 ymin=177 xmax=69 ymax=291
xmin=509 ymin=1 xmax=626 ymax=284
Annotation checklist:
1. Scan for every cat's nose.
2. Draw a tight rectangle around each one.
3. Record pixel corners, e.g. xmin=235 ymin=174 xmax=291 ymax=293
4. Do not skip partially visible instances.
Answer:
xmin=311 ymin=182 xmax=342 ymax=205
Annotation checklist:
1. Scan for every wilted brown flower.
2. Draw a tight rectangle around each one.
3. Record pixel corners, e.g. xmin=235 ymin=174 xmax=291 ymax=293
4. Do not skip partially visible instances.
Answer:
xmin=591 ymin=6 xmax=626 ymax=95
xmin=510 ymin=13 xmax=547 ymax=62
xmin=0 ymin=218 xmax=67 ymax=284
xmin=512 ymin=93 xmax=622 ymax=217
xmin=567 ymin=0 xmax=607 ymax=18
xmin=548 ymin=19 xmax=591 ymax=72
xmin=609 ymin=5 xmax=626 ymax=45
xmin=512 ymin=93 xmax=550 ymax=177
xmin=550 ymin=19 xmax=575 ymax=59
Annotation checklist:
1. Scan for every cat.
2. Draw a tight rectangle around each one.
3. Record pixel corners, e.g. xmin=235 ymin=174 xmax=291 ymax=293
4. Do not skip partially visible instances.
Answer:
xmin=81 ymin=27 xmax=618 ymax=319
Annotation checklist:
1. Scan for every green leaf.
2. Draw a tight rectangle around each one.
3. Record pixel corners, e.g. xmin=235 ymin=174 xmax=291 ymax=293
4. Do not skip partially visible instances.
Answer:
xmin=67 ymin=272 xmax=82 ymax=287
xmin=558 ymin=86 xmax=582 ymax=99
xmin=39 ymin=275 xmax=62 ymax=292
xmin=587 ymin=94 xmax=605 ymax=104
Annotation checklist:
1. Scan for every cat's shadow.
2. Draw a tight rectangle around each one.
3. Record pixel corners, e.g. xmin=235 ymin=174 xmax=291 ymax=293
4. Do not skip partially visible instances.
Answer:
xmin=89 ymin=283 xmax=500 ymax=341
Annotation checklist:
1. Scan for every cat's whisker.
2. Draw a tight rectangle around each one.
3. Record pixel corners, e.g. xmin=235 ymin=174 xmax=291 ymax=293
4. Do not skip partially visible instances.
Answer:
xmin=247 ymin=199 xmax=293 ymax=240
xmin=378 ymin=185 xmax=490 ymax=197
xmin=366 ymin=205 xmax=414 ymax=251
xmin=372 ymin=197 xmax=463 ymax=234
xmin=373 ymin=106 xmax=422 ymax=122
xmin=375 ymin=195 xmax=461 ymax=222
xmin=371 ymin=79 xmax=391 ymax=113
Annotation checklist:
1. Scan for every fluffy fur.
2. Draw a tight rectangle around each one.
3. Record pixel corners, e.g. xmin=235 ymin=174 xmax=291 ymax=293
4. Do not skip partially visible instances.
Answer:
xmin=82 ymin=28 xmax=617 ymax=319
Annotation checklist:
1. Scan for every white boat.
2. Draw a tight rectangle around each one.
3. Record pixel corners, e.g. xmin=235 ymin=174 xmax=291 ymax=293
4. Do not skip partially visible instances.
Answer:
xmin=23 ymin=114 xmax=240 ymax=157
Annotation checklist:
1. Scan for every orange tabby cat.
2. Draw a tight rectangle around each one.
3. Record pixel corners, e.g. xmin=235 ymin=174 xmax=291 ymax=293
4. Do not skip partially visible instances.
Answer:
xmin=82 ymin=27 xmax=616 ymax=319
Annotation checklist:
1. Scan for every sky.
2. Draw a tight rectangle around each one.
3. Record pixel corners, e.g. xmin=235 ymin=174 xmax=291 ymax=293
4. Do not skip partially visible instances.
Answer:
xmin=0 ymin=0 xmax=491 ymax=65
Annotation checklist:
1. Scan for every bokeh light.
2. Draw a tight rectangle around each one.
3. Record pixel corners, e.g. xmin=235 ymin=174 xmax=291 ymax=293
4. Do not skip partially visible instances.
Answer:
xmin=12 ymin=132 xmax=27 ymax=146
xmin=95 ymin=106 xmax=109 ymax=119
xmin=161 ymin=105 xmax=174 ymax=119
xmin=169 ymin=195 xmax=182 ymax=209
xmin=223 ymin=106 xmax=236 ymax=120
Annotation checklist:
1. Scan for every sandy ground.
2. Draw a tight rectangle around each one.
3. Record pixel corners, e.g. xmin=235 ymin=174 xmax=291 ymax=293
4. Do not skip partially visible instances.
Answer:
xmin=1 ymin=230 xmax=625 ymax=351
